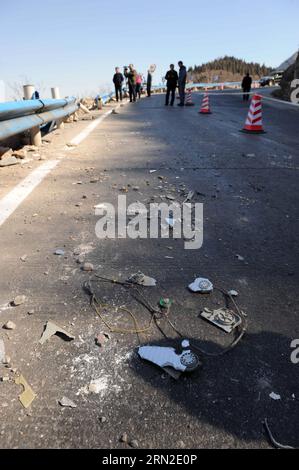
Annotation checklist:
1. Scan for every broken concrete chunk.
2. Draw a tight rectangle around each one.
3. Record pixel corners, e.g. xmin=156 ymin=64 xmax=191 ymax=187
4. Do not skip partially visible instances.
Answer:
xmin=15 ymin=374 xmax=36 ymax=408
xmin=82 ymin=262 xmax=94 ymax=272
xmin=128 ymin=272 xmax=157 ymax=287
xmin=39 ymin=321 xmax=75 ymax=345
xmin=0 ymin=339 xmax=5 ymax=364
xmin=11 ymin=295 xmax=27 ymax=306
xmin=54 ymin=249 xmax=65 ymax=256
xmin=59 ymin=396 xmax=77 ymax=408
xmin=188 ymin=277 xmax=213 ymax=293
xmin=3 ymin=321 xmax=16 ymax=331
xmin=0 ymin=157 xmax=20 ymax=167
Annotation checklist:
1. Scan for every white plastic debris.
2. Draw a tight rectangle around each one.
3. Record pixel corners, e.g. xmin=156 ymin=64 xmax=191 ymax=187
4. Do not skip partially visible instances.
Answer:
xmin=138 ymin=341 xmax=199 ymax=372
xmin=269 ymin=392 xmax=281 ymax=401
xmin=188 ymin=277 xmax=213 ymax=293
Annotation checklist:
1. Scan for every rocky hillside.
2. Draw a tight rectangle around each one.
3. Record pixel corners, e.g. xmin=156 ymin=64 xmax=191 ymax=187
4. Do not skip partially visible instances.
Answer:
xmin=188 ymin=56 xmax=273 ymax=83
xmin=273 ymin=51 xmax=299 ymax=101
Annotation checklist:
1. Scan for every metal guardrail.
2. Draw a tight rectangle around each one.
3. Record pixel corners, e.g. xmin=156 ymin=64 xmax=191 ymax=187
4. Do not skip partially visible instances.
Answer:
xmin=0 ymin=96 xmax=78 ymax=141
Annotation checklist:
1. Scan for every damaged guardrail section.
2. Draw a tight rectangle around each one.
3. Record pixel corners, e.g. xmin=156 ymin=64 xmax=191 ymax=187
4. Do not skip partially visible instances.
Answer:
xmin=0 ymin=97 xmax=78 ymax=141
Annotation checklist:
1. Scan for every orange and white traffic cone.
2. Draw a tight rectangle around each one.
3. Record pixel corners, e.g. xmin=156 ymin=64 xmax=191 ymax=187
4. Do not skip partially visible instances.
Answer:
xmin=241 ymin=94 xmax=265 ymax=134
xmin=185 ymin=89 xmax=194 ymax=106
xmin=199 ymin=93 xmax=212 ymax=114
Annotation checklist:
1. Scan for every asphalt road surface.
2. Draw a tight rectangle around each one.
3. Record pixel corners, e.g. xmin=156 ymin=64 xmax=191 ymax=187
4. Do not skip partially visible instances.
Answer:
xmin=0 ymin=90 xmax=298 ymax=449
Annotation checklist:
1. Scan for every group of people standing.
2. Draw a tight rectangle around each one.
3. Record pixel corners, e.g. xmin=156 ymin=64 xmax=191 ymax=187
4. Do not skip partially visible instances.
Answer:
xmin=112 ymin=62 xmax=253 ymax=106
xmin=113 ymin=65 xmax=153 ymax=103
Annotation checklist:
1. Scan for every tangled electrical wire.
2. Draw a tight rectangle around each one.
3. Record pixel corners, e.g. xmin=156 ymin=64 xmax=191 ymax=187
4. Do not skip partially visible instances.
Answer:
xmin=83 ymin=274 xmax=248 ymax=358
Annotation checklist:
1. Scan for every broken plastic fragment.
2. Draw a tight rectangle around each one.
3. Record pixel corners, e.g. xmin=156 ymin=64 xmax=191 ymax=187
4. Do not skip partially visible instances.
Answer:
xmin=188 ymin=277 xmax=213 ymax=293
xmin=15 ymin=374 xmax=36 ymax=408
xmin=138 ymin=342 xmax=200 ymax=373
xmin=128 ymin=272 xmax=157 ymax=287
xmin=201 ymin=308 xmax=241 ymax=333
xmin=39 ymin=321 xmax=75 ymax=345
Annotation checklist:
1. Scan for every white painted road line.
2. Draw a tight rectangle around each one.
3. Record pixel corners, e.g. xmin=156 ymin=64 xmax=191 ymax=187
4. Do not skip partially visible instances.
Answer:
xmin=0 ymin=160 xmax=59 ymax=227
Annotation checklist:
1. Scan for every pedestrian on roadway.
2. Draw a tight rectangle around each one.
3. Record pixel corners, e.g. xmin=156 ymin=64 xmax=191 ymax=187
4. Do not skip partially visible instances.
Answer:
xmin=136 ymin=73 xmax=143 ymax=99
xmin=177 ymin=61 xmax=187 ymax=106
xmin=146 ymin=69 xmax=152 ymax=97
xmin=113 ymin=67 xmax=124 ymax=102
xmin=164 ymin=64 xmax=178 ymax=106
xmin=124 ymin=64 xmax=137 ymax=102
xmin=242 ymin=72 xmax=252 ymax=101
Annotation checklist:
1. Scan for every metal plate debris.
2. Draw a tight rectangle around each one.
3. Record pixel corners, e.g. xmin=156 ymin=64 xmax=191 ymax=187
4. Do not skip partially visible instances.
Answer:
xmin=15 ymin=374 xmax=36 ymax=408
xmin=201 ymin=308 xmax=241 ymax=333
xmin=39 ymin=321 xmax=75 ymax=345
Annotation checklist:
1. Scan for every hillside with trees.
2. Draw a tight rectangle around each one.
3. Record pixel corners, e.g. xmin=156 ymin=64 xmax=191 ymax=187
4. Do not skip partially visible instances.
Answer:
xmin=188 ymin=56 xmax=273 ymax=83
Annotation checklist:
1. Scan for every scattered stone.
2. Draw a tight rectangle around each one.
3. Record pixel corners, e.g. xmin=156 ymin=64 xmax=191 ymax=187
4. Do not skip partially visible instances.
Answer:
xmin=27 ymin=310 xmax=35 ymax=316
xmin=20 ymin=255 xmax=28 ymax=262
xmin=269 ymin=392 xmax=281 ymax=401
xmin=82 ymin=262 xmax=94 ymax=272
xmin=129 ymin=440 xmax=139 ymax=448
xmin=76 ymin=254 xmax=85 ymax=264
xmin=228 ymin=290 xmax=239 ymax=297
xmin=0 ymin=147 xmax=12 ymax=159
xmin=95 ymin=333 xmax=109 ymax=348
xmin=99 ymin=416 xmax=107 ymax=423
xmin=88 ymin=377 xmax=107 ymax=394
xmin=236 ymin=254 xmax=245 ymax=261
xmin=0 ymin=157 xmax=20 ymax=167
xmin=12 ymin=149 xmax=27 ymax=159
xmin=59 ymin=397 xmax=77 ymax=408
xmin=12 ymin=295 xmax=26 ymax=306
xmin=120 ymin=433 xmax=128 ymax=443
xmin=75 ymin=202 xmax=82 ymax=207
xmin=132 ymin=186 xmax=140 ymax=191
xmin=0 ymin=339 xmax=5 ymax=363
xmin=3 ymin=321 xmax=16 ymax=330
xmin=54 ymin=249 xmax=65 ymax=256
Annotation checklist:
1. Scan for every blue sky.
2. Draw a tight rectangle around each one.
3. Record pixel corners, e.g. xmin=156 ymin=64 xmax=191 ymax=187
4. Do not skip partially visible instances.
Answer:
xmin=1 ymin=0 xmax=298 ymax=99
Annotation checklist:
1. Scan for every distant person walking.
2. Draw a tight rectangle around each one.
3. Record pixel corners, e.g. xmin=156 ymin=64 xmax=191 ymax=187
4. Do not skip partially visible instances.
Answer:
xmin=177 ymin=61 xmax=187 ymax=106
xmin=242 ymin=72 xmax=252 ymax=101
xmin=164 ymin=64 xmax=178 ymax=106
xmin=124 ymin=64 xmax=137 ymax=102
xmin=146 ymin=70 xmax=152 ymax=97
xmin=136 ymin=73 xmax=142 ymax=99
xmin=113 ymin=67 xmax=124 ymax=102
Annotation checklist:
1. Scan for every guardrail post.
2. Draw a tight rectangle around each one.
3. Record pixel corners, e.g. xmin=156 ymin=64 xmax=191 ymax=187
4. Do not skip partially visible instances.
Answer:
xmin=23 ymin=84 xmax=42 ymax=146
xmin=51 ymin=87 xmax=64 ymax=129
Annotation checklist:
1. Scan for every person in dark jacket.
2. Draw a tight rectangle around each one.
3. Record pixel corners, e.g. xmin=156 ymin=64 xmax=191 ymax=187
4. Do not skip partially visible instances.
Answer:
xmin=124 ymin=64 xmax=137 ymax=102
xmin=177 ymin=61 xmax=187 ymax=106
xmin=146 ymin=70 xmax=152 ymax=97
xmin=165 ymin=64 xmax=178 ymax=106
xmin=242 ymin=72 xmax=252 ymax=101
xmin=113 ymin=67 xmax=124 ymax=102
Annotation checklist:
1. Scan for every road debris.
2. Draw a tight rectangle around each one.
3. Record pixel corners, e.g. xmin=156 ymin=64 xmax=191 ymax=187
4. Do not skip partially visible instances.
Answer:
xmin=20 ymin=255 xmax=28 ymax=262
xmin=95 ymin=333 xmax=109 ymax=348
xmin=0 ymin=339 xmax=5 ymax=363
xmin=88 ymin=377 xmax=108 ymax=394
xmin=11 ymin=295 xmax=26 ymax=306
xmin=201 ymin=308 xmax=242 ymax=333
xmin=59 ymin=397 xmax=77 ymax=408
xmin=3 ymin=321 xmax=16 ymax=331
xmin=127 ymin=272 xmax=157 ymax=287
xmin=269 ymin=392 xmax=281 ymax=401
xmin=39 ymin=321 xmax=75 ymax=345
xmin=228 ymin=290 xmax=239 ymax=297
xmin=82 ymin=262 xmax=94 ymax=272
xmin=54 ymin=249 xmax=65 ymax=256
xmin=15 ymin=374 xmax=36 ymax=408
xmin=138 ymin=340 xmax=200 ymax=373
xmin=188 ymin=277 xmax=213 ymax=293
xmin=236 ymin=254 xmax=245 ymax=261
xmin=263 ymin=418 xmax=295 ymax=449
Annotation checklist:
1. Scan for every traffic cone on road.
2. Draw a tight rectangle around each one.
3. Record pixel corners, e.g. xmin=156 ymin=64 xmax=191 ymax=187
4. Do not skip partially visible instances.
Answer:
xmin=199 ymin=93 xmax=212 ymax=114
xmin=241 ymin=94 xmax=265 ymax=134
xmin=185 ymin=89 xmax=194 ymax=106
